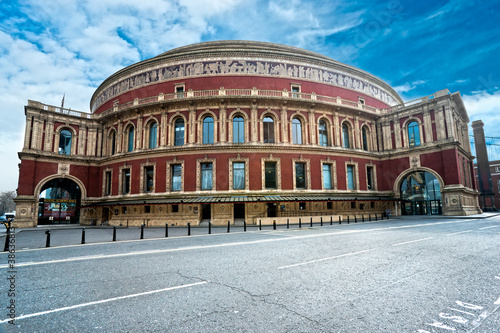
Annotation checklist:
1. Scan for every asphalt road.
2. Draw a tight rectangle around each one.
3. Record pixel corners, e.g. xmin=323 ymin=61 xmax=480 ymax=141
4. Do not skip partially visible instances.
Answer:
xmin=0 ymin=215 xmax=499 ymax=332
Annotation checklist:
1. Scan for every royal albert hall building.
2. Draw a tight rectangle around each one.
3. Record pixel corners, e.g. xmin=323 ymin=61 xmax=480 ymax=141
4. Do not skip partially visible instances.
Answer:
xmin=14 ymin=41 xmax=482 ymax=227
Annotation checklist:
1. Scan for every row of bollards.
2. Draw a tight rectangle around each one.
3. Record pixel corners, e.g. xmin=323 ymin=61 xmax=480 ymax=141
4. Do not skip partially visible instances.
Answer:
xmin=32 ymin=213 xmax=386 ymax=249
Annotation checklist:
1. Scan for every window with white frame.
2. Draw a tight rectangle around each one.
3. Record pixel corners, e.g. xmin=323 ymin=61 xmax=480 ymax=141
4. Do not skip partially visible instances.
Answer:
xmin=201 ymin=162 xmax=213 ymax=190
xmin=263 ymin=116 xmax=275 ymax=143
xmin=233 ymin=116 xmax=244 ymax=143
xmin=323 ymin=164 xmax=333 ymax=189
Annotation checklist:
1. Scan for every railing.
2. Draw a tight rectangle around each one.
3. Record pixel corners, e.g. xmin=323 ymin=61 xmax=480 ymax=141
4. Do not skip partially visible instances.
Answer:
xmin=29 ymin=87 xmax=386 ymax=119
xmin=382 ymin=89 xmax=450 ymax=113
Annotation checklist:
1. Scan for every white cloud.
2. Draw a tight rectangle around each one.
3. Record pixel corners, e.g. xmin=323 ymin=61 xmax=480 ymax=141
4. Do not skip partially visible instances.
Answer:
xmin=393 ymin=80 xmax=427 ymax=94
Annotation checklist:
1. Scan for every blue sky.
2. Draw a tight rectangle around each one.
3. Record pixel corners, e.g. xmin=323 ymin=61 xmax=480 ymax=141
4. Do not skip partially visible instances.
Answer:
xmin=1 ymin=0 xmax=500 ymax=192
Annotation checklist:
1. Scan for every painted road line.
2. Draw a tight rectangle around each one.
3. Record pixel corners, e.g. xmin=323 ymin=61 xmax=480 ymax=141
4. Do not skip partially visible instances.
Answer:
xmin=446 ymin=230 xmax=473 ymax=236
xmin=278 ymin=249 xmax=374 ymax=269
xmin=479 ymin=226 xmax=498 ymax=230
xmin=392 ymin=237 xmax=434 ymax=247
xmin=0 ymin=281 xmax=207 ymax=324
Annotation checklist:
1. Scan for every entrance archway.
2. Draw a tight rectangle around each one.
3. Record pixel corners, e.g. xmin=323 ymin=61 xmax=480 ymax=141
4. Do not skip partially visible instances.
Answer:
xmin=38 ymin=178 xmax=82 ymax=224
xmin=400 ymin=171 xmax=442 ymax=215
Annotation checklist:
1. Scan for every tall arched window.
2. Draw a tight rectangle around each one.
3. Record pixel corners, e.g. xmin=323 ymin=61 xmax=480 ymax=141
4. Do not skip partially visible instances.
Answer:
xmin=362 ymin=126 xmax=369 ymax=151
xmin=58 ymin=129 xmax=72 ymax=155
xmin=408 ymin=121 xmax=421 ymax=147
xmin=148 ymin=122 xmax=157 ymax=149
xmin=318 ymin=120 xmax=328 ymax=146
xmin=263 ymin=116 xmax=275 ymax=143
xmin=174 ymin=118 xmax=185 ymax=146
xmin=109 ymin=130 xmax=116 ymax=155
xmin=127 ymin=126 xmax=134 ymax=152
xmin=292 ymin=118 xmax=302 ymax=144
xmin=203 ymin=116 xmax=214 ymax=144
xmin=233 ymin=116 xmax=244 ymax=143
xmin=342 ymin=123 xmax=350 ymax=148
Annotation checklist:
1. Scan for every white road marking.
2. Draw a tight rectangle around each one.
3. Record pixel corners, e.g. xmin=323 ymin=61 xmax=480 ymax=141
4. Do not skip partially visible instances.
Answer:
xmin=447 ymin=307 xmax=476 ymax=316
xmin=278 ymin=249 xmax=373 ymax=269
xmin=0 ymin=281 xmax=207 ymax=324
xmin=495 ymin=298 xmax=500 ymax=305
xmin=446 ymin=230 xmax=473 ymax=236
xmin=479 ymin=226 xmax=498 ymax=230
xmin=392 ymin=237 xmax=434 ymax=247
xmin=0 ymin=219 xmax=489 ymax=268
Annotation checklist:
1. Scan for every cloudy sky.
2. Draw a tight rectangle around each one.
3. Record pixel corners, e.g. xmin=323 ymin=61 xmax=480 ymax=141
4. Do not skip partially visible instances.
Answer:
xmin=1 ymin=0 xmax=500 ymax=193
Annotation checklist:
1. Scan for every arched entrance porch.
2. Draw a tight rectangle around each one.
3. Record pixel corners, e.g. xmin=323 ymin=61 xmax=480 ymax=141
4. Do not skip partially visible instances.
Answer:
xmin=400 ymin=170 xmax=442 ymax=215
xmin=38 ymin=178 xmax=82 ymax=224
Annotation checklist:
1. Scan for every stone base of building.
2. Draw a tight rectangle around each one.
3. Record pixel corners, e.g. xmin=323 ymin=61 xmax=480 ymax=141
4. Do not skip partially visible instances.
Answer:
xmin=12 ymin=196 xmax=38 ymax=228
xmin=442 ymin=186 xmax=482 ymax=216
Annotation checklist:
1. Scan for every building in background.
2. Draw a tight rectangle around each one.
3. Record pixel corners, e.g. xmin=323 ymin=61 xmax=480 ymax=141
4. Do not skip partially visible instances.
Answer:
xmin=13 ymin=41 xmax=481 ymax=227
xmin=474 ymin=159 xmax=500 ymax=210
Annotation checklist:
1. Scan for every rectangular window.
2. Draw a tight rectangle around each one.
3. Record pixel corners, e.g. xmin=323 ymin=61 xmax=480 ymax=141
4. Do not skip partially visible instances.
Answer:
xmin=495 ymin=166 xmax=500 ymax=173
xmin=123 ymin=169 xmax=131 ymax=194
xmin=371 ymin=201 xmax=375 ymax=209
xmin=291 ymin=85 xmax=300 ymax=98
xmin=367 ymin=166 xmax=373 ymax=190
xmin=299 ymin=202 xmax=306 ymax=210
xmin=145 ymin=206 xmax=151 ymax=213
xmin=105 ymin=171 xmax=112 ymax=196
xmin=201 ymin=163 xmax=213 ymax=190
xmin=171 ymin=164 xmax=182 ymax=191
xmin=144 ymin=166 xmax=154 ymax=193
xmin=172 ymin=205 xmax=179 ymax=213
xmin=347 ymin=165 xmax=355 ymax=190
xmin=176 ymin=86 xmax=184 ymax=98
xmin=327 ymin=202 xmax=333 ymax=210
xmin=498 ymin=179 xmax=500 ymax=192
xmin=233 ymin=162 xmax=245 ymax=190
xmin=265 ymin=162 xmax=277 ymax=189
xmin=351 ymin=201 xmax=356 ymax=209
xmin=323 ymin=164 xmax=332 ymax=189
xmin=295 ymin=162 xmax=306 ymax=189
xmin=122 ymin=207 xmax=127 ymax=214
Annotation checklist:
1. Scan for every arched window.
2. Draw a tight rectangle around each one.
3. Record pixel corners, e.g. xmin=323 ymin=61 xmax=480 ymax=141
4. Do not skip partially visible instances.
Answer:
xmin=342 ymin=123 xmax=350 ymax=148
xmin=148 ymin=122 xmax=157 ymax=149
xmin=58 ymin=129 xmax=72 ymax=155
xmin=263 ymin=116 xmax=275 ymax=143
xmin=401 ymin=171 xmax=441 ymax=215
xmin=408 ymin=121 xmax=421 ymax=147
xmin=174 ymin=118 xmax=185 ymax=146
xmin=233 ymin=116 xmax=244 ymax=143
xmin=127 ymin=126 xmax=135 ymax=152
xmin=318 ymin=120 xmax=328 ymax=146
xmin=203 ymin=116 xmax=214 ymax=144
xmin=362 ymin=126 xmax=369 ymax=151
xmin=109 ymin=130 xmax=116 ymax=155
xmin=292 ymin=118 xmax=302 ymax=144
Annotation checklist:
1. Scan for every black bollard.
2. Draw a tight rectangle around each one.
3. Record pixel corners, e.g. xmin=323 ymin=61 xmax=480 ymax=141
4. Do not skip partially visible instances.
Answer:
xmin=287 ymin=218 xmax=289 ymax=229
xmin=362 ymin=215 xmax=365 ymax=223
xmin=113 ymin=226 xmax=117 ymax=241
xmin=45 ymin=229 xmax=51 ymax=247
xmin=244 ymin=220 xmax=247 ymax=232
xmin=3 ymin=225 xmax=10 ymax=252
xmin=375 ymin=214 xmax=378 ymax=221
xmin=310 ymin=217 xmax=313 ymax=228
xmin=273 ymin=220 xmax=276 ymax=230
xmin=381 ymin=213 xmax=384 ymax=220
xmin=208 ymin=220 xmax=211 ymax=234
xmin=227 ymin=220 xmax=230 ymax=233
xmin=354 ymin=215 xmax=357 ymax=223
xmin=339 ymin=216 xmax=341 ymax=224
xmin=369 ymin=214 xmax=371 ymax=222
xmin=140 ymin=224 xmax=144 ymax=239
xmin=81 ymin=227 xmax=86 ymax=244
xmin=188 ymin=223 xmax=191 ymax=236
xmin=330 ymin=216 xmax=333 ymax=225
xmin=320 ymin=216 xmax=323 ymax=226
xmin=165 ymin=223 xmax=169 ymax=237
xmin=347 ymin=216 xmax=350 ymax=224
xmin=299 ymin=218 xmax=302 ymax=228
xmin=259 ymin=219 xmax=262 ymax=231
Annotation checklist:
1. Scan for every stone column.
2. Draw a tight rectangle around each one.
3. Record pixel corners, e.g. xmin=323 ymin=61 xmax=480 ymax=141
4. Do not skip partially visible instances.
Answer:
xmin=251 ymin=103 xmax=258 ymax=142
xmin=219 ymin=104 xmax=227 ymax=143
xmin=393 ymin=118 xmax=402 ymax=149
xmin=188 ymin=106 xmax=196 ymax=144
xmin=281 ymin=105 xmax=288 ymax=143
xmin=423 ymin=108 xmax=433 ymax=144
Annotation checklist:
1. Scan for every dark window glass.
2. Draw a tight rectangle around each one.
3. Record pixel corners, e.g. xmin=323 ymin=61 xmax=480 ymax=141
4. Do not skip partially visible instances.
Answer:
xmin=149 ymin=122 xmax=157 ymax=149
xmin=342 ymin=123 xmax=350 ymax=148
xmin=362 ymin=127 xmax=368 ymax=151
xmin=292 ymin=118 xmax=302 ymax=144
xmin=176 ymin=86 xmax=184 ymax=98
xmin=408 ymin=121 xmax=421 ymax=147
xmin=323 ymin=164 xmax=332 ymax=189
xmin=263 ymin=117 xmax=275 ymax=143
xmin=347 ymin=165 xmax=354 ymax=190
xmin=58 ymin=129 xmax=72 ymax=155
xmin=105 ymin=171 xmax=112 ymax=196
xmin=172 ymin=205 xmax=179 ymax=213
xmin=233 ymin=116 xmax=244 ymax=143
xmin=203 ymin=117 xmax=214 ymax=144
xmin=110 ymin=131 xmax=116 ymax=155
xmin=367 ymin=166 xmax=373 ymax=190
xmin=233 ymin=162 xmax=245 ymax=190
xmin=295 ymin=162 xmax=306 ymax=189
xmin=145 ymin=166 xmax=154 ymax=192
xmin=127 ymin=127 xmax=134 ymax=152
xmin=319 ymin=120 xmax=328 ymax=146
xmin=123 ymin=169 xmax=131 ymax=194
xmin=174 ymin=118 xmax=184 ymax=146
xmin=201 ymin=163 xmax=213 ymax=190
xmin=172 ymin=164 xmax=182 ymax=191
xmin=265 ymin=162 xmax=277 ymax=189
